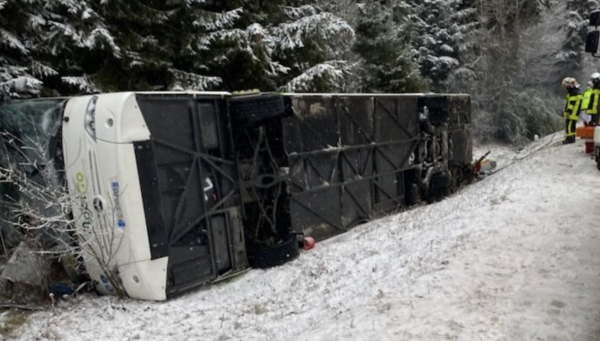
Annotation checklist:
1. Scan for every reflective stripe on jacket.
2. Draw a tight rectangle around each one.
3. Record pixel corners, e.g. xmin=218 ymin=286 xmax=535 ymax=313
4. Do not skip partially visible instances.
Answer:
xmin=584 ymin=88 xmax=600 ymax=115
xmin=582 ymin=88 xmax=592 ymax=110
xmin=564 ymin=89 xmax=582 ymax=120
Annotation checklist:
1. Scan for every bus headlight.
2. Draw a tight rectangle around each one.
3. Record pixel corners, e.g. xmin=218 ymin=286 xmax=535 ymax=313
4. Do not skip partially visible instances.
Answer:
xmin=84 ymin=96 xmax=98 ymax=140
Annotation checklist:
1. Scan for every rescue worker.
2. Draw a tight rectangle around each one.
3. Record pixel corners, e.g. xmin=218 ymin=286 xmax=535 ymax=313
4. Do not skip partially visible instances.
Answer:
xmin=562 ymin=77 xmax=582 ymax=144
xmin=582 ymin=73 xmax=600 ymax=126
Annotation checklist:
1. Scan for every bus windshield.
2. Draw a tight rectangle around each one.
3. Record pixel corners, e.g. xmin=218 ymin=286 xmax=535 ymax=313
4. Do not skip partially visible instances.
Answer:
xmin=0 ymin=98 xmax=66 ymax=244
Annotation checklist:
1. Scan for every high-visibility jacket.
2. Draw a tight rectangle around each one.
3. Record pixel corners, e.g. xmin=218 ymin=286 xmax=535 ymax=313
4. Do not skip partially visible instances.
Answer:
xmin=583 ymin=88 xmax=592 ymax=109
xmin=564 ymin=88 xmax=582 ymax=120
xmin=583 ymin=88 xmax=600 ymax=115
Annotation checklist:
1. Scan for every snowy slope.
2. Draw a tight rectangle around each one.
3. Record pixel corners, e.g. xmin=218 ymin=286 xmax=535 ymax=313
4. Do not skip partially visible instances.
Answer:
xmin=7 ymin=135 xmax=600 ymax=341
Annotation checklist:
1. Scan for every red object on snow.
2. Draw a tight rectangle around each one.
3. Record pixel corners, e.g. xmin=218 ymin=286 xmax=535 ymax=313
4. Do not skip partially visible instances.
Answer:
xmin=576 ymin=126 xmax=595 ymax=139
xmin=586 ymin=141 xmax=594 ymax=154
xmin=303 ymin=237 xmax=316 ymax=250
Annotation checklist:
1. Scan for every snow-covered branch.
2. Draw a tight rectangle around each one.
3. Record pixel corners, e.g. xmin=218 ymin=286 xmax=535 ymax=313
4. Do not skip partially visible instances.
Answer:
xmin=275 ymin=12 xmax=355 ymax=52
xmin=193 ymin=8 xmax=243 ymax=31
xmin=169 ymin=68 xmax=222 ymax=90
xmin=0 ymin=130 xmax=127 ymax=296
xmin=61 ymin=76 xmax=98 ymax=93
xmin=282 ymin=60 xmax=348 ymax=92
xmin=0 ymin=29 xmax=29 ymax=55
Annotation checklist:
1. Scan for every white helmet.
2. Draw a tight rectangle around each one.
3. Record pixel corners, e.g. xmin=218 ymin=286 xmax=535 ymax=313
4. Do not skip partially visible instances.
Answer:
xmin=592 ymin=72 xmax=600 ymax=80
xmin=562 ymin=77 xmax=577 ymax=88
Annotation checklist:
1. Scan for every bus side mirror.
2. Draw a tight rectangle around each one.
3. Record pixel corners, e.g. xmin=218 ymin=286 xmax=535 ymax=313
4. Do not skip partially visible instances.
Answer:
xmin=586 ymin=31 xmax=600 ymax=54
xmin=591 ymin=10 xmax=600 ymax=27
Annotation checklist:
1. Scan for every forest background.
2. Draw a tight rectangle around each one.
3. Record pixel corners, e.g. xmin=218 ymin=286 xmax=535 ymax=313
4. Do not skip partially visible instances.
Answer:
xmin=1 ymin=0 xmax=599 ymax=143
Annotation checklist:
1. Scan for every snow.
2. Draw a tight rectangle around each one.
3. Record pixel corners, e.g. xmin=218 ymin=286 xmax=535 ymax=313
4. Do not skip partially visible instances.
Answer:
xmin=7 ymin=134 xmax=600 ymax=341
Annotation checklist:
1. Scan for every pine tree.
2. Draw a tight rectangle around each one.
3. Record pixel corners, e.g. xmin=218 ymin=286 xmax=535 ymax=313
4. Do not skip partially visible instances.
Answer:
xmin=197 ymin=1 xmax=356 ymax=92
xmin=410 ymin=0 xmax=465 ymax=91
xmin=557 ymin=0 xmax=599 ymax=77
xmin=445 ymin=0 xmax=480 ymax=93
xmin=41 ymin=0 xmax=119 ymax=92
xmin=353 ymin=0 xmax=425 ymax=93
xmin=460 ymin=0 xmax=562 ymax=143
xmin=0 ymin=0 xmax=49 ymax=91
xmin=1 ymin=0 xmax=356 ymax=94
xmin=2 ymin=1 xmax=269 ymax=93
xmin=78 ymin=1 xmax=247 ymax=91
xmin=204 ymin=0 xmax=290 ymax=91
xmin=271 ymin=2 xmax=355 ymax=92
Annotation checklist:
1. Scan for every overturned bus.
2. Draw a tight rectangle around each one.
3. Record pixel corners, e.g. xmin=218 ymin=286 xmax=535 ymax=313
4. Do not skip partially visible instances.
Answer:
xmin=0 ymin=91 xmax=473 ymax=300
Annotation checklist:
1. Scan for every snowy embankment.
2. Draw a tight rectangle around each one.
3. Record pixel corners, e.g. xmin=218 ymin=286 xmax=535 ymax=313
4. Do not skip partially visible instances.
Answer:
xmin=8 ymin=134 xmax=600 ymax=341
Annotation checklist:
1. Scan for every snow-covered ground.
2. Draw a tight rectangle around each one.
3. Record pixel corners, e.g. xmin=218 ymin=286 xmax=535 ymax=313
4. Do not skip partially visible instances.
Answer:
xmin=6 ymin=135 xmax=600 ymax=341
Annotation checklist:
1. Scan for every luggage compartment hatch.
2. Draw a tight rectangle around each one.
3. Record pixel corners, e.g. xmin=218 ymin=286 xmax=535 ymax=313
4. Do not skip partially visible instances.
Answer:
xmin=134 ymin=94 xmax=247 ymax=297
